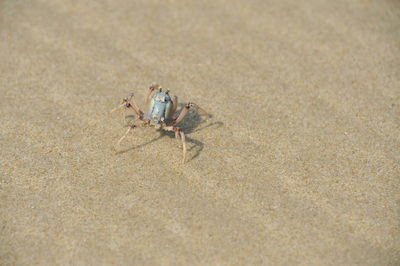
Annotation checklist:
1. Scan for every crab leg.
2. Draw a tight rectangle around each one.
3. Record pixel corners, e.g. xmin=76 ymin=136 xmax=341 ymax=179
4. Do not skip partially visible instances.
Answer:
xmin=163 ymin=126 xmax=186 ymax=163
xmin=110 ymin=103 xmax=129 ymax=123
xmin=171 ymin=96 xmax=178 ymax=118
xmin=126 ymin=93 xmax=143 ymax=117
xmin=111 ymin=93 xmax=144 ymax=123
xmin=117 ymin=125 xmax=136 ymax=146
xmin=145 ymin=84 xmax=160 ymax=105
xmin=173 ymin=102 xmax=208 ymax=126
xmin=110 ymin=103 xmax=126 ymax=113
xmin=180 ymin=130 xmax=186 ymax=163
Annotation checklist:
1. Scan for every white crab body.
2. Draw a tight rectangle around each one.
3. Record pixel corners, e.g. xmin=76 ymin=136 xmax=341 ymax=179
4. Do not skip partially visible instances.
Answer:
xmin=147 ymin=92 xmax=173 ymax=126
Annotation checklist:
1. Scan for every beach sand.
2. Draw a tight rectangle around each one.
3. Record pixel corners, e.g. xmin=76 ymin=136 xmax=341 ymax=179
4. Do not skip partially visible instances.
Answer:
xmin=1 ymin=0 xmax=399 ymax=265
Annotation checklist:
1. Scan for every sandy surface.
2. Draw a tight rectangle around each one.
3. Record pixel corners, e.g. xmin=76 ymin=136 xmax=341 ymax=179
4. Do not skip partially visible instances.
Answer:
xmin=1 ymin=0 xmax=399 ymax=265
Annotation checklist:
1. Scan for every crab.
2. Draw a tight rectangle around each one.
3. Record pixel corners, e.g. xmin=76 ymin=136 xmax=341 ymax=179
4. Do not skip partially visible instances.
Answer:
xmin=110 ymin=84 xmax=208 ymax=163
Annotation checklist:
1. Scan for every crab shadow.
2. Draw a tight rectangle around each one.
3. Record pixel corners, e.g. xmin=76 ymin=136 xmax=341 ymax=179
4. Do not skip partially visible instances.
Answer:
xmin=115 ymin=106 xmax=223 ymax=162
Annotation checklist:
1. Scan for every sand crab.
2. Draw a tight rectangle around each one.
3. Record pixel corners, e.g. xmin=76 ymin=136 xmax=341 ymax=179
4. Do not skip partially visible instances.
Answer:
xmin=110 ymin=84 xmax=208 ymax=163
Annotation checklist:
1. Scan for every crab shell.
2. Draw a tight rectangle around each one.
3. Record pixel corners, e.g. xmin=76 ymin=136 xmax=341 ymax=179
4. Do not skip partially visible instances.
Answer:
xmin=147 ymin=92 xmax=174 ymax=126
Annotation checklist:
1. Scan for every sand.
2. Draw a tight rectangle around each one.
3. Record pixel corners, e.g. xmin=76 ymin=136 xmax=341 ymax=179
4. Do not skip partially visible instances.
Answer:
xmin=1 ymin=0 xmax=399 ymax=265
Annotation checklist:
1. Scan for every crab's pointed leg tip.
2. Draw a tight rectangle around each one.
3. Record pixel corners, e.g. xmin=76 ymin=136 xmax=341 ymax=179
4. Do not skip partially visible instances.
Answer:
xmin=112 ymin=145 xmax=119 ymax=153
